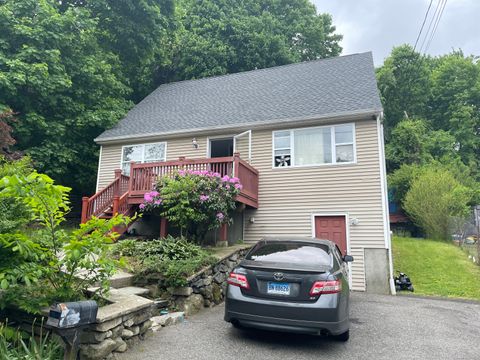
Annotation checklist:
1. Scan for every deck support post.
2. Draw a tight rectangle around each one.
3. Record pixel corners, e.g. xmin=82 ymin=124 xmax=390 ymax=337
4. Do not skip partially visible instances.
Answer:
xmin=218 ymin=223 xmax=228 ymax=246
xmin=113 ymin=169 xmax=122 ymax=197
xmin=112 ymin=196 xmax=119 ymax=216
xmin=81 ymin=197 xmax=89 ymax=224
xmin=233 ymin=152 xmax=240 ymax=177
xmin=111 ymin=196 xmax=120 ymax=233
xmin=160 ymin=218 xmax=168 ymax=238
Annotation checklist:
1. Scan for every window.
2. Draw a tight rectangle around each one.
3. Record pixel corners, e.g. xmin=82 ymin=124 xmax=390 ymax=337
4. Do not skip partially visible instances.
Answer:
xmin=273 ymin=124 xmax=355 ymax=167
xmin=334 ymin=125 xmax=354 ymax=163
xmin=121 ymin=142 xmax=166 ymax=175
xmin=246 ymin=242 xmax=331 ymax=268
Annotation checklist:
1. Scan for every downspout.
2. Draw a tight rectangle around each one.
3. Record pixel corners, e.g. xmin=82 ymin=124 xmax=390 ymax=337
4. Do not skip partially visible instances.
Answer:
xmin=376 ymin=113 xmax=396 ymax=295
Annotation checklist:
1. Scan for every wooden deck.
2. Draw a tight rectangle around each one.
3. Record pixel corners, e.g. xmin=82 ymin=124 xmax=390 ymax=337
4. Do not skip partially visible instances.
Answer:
xmin=81 ymin=153 xmax=259 ymax=223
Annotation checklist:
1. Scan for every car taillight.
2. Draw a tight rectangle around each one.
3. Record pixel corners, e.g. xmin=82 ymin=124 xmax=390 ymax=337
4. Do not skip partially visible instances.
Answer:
xmin=227 ymin=272 xmax=250 ymax=289
xmin=309 ymin=280 xmax=342 ymax=296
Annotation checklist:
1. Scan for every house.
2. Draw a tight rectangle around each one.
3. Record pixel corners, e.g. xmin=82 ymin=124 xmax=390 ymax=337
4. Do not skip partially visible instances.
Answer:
xmin=84 ymin=52 xmax=394 ymax=294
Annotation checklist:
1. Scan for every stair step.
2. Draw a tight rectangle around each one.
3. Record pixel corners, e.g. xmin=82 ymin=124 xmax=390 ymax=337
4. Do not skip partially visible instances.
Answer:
xmin=109 ymin=270 xmax=135 ymax=288
xmin=112 ymin=286 xmax=150 ymax=296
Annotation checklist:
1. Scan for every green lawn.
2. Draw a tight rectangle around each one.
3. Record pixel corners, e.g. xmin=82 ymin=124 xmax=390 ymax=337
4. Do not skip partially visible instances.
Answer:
xmin=392 ymin=236 xmax=480 ymax=300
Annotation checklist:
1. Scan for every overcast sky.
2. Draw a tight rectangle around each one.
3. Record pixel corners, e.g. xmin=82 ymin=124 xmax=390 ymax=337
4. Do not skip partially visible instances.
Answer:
xmin=312 ymin=0 xmax=480 ymax=66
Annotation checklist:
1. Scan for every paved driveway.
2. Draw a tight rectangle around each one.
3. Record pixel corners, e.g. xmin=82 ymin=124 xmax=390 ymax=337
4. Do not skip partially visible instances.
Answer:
xmin=118 ymin=293 xmax=480 ymax=360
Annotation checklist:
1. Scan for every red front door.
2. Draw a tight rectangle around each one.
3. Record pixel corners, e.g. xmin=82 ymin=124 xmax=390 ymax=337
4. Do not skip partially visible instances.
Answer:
xmin=314 ymin=216 xmax=347 ymax=254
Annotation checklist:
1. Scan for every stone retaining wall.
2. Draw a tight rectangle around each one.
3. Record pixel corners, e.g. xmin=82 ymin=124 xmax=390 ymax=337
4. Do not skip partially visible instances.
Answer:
xmin=2 ymin=291 xmax=157 ymax=360
xmin=79 ymin=290 xmax=156 ymax=360
xmin=167 ymin=247 xmax=251 ymax=315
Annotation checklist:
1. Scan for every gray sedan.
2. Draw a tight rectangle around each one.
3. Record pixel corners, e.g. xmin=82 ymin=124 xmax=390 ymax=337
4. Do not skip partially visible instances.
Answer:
xmin=224 ymin=237 xmax=353 ymax=341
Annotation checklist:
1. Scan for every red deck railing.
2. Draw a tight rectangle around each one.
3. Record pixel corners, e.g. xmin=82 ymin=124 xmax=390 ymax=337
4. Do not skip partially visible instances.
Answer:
xmin=81 ymin=170 xmax=129 ymax=223
xmin=81 ymin=153 xmax=259 ymax=223
xmin=129 ymin=153 xmax=259 ymax=208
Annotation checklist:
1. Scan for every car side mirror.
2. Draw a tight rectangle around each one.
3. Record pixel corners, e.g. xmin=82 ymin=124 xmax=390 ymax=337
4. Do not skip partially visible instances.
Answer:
xmin=343 ymin=255 xmax=354 ymax=262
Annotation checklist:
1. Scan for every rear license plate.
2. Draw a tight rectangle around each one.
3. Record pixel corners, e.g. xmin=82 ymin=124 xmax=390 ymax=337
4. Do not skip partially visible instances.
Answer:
xmin=267 ymin=282 xmax=291 ymax=295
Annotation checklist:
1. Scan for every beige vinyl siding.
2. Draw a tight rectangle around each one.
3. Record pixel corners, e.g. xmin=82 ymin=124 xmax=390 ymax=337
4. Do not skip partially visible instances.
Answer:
xmin=96 ymin=136 xmax=209 ymax=191
xmin=96 ymin=145 xmax=121 ymax=191
xmin=242 ymin=119 xmax=385 ymax=291
xmin=234 ymin=134 xmax=250 ymax=161
xmin=95 ymin=119 xmax=385 ymax=291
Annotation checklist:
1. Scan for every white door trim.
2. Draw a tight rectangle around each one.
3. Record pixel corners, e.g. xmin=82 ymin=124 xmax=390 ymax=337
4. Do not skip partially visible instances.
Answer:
xmin=206 ymin=135 xmax=235 ymax=158
xmin=311 ymin=212 xmax=352 ymax=285
xmin=233 ymin=130 xmax=252 ymax=162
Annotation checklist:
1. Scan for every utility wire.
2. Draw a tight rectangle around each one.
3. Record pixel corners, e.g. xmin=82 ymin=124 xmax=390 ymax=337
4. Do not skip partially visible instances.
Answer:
xmin=418 ymin=0 xmax=443 ymax=54
xmin=424 ymin=0 xmax=448 ymax=54
xmin=413 ymin=0 xmax=434 ymax=51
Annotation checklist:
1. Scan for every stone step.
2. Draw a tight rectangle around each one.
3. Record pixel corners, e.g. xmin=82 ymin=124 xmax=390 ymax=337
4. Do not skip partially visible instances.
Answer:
xmin=112 ymin=286 xmax=150 ymax=297
xmin=109 ymin=270 xmax=135 ymax=288
xmin=150 ymin=312 xmax=185 ymax=331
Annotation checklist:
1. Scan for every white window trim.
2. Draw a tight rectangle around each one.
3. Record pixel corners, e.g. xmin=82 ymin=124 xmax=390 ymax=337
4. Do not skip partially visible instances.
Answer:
xmin=271 ymin=123 xmax=357 ymax=169
xmin=120 ymin=141 xmax=168 ymax=172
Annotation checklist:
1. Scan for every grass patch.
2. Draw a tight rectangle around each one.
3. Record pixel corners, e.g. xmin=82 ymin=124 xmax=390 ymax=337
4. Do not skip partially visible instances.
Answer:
xmin=393 ymin=236 xmax=480 ymax=300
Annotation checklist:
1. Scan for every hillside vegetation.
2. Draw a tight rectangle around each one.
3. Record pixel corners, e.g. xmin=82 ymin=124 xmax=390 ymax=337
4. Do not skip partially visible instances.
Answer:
xmin=393 ymin=236 xmax=480 ymax=300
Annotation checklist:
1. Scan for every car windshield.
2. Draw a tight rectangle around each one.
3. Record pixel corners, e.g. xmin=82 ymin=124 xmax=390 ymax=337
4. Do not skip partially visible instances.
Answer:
xmin=246 ymin=242 xmax=331 ymax=268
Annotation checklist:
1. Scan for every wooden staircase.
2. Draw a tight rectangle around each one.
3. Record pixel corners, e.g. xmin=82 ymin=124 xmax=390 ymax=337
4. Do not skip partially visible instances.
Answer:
xmin=81 ymin=154 xmax=260 ymax=236
xmin=81 ymin=169 xmax=136 ymax=226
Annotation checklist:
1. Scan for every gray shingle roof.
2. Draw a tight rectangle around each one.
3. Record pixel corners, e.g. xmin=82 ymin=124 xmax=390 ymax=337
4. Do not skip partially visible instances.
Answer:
xmin=96 ymin=52 xmax=382 ymax=143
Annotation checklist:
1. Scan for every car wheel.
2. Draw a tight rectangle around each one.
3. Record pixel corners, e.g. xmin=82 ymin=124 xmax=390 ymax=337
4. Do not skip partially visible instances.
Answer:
xmin=335 ymin=330 xmax=350 ymax=342
xmin=231 ymin=321 xmax=242 ymax=329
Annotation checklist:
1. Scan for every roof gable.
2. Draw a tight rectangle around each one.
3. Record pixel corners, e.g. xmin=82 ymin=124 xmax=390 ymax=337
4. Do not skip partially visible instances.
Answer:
xmin=96 ymin=52 xmax=382 ymax=143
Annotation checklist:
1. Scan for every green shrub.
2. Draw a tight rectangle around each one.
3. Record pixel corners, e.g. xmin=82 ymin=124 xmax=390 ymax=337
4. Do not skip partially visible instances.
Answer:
xmin=113 ymin=235 xmax=205 ymax=261
xmin=113 ymin=236 xmax=216 ymax=287
xmin=403 ymin=168 xmax=473 ymax=240
xmin=0 ymin=322 xmax=63 ymax=360
xmin=0 ymin=157 xmax=32 ymax=234
xmin=140 ymin=170 xmax=241 ymax=243
xmin=0 ymin=171 xmax=131 ymax=313
xmin=156 ymin=257 xmax=216 ymax=287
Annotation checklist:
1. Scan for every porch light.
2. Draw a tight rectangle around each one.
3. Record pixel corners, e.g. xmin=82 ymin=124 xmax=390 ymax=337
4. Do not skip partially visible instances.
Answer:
xmin=350 ymin=217 xmax=359 ymax=226
xmin=249 ymin=217 xmax=255 ymax=224
xmin=192 ymin=138 xmax=198 ymax=149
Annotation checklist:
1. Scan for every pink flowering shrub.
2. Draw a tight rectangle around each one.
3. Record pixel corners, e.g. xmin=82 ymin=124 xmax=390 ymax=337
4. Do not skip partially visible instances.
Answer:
xmin=140 ymin=169 xmax=242 ymax=242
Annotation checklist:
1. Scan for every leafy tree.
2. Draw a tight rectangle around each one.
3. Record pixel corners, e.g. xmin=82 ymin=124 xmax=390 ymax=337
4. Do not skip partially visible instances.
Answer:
xmin=0 ymin=109 xmax=22 ymax=160
xmin=376 ymin=45 xmax=431 ymax=137
xmin=403 ymin=168 xmax=473 ymax=240
xmin=0 ymin=0 xmax=132 ymax=195
xmin=386 ymin=119 xmax=429 ymax=170
xmin=386 ymin=118 xmax=458 ymax=172
xmin=167 ymin=0 xmax=342 ymax=81
xmin=429 ymin=53 xmax=480 ymax=175
xmin=56 ymin=0 xmax=178 ymax=102
xmin=379 ymin=47 xmax=480 ymax=220
xmin=0 ymin=0 xmax=342 ymax=198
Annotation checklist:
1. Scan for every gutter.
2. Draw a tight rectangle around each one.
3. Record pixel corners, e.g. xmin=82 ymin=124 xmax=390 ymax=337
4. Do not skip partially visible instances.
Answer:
xmin=94 ymin=108 xmax=382 ymax=145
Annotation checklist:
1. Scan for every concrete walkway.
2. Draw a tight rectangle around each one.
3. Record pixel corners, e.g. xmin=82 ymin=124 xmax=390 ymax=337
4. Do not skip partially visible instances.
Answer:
xmin=117 ymin=292 xmax=480 ymax=360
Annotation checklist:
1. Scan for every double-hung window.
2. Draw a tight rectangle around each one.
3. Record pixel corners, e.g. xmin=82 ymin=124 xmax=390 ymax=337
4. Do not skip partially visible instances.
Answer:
xmin=273 ymin=123 xmax=355 ymax=168
xmin=121 ymin=142 xmax=166 ymax=175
